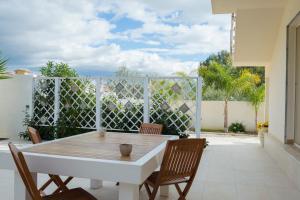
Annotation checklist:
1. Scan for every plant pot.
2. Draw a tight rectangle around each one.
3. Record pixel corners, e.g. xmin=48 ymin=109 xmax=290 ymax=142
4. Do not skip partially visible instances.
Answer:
xmin=179 ymin=135 xmax=189 ymax=139
xmin=258 ymin=130 xmax=265 ymax=147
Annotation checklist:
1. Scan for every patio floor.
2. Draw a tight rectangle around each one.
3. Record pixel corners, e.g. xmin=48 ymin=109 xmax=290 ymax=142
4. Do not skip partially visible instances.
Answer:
xmin=1 ymin=134 xmax=300 ymax=200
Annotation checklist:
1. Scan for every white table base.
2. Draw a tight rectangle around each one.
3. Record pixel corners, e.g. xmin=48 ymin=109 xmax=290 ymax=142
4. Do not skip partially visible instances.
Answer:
xmin=14 ymin=172 xmax=37 ymax=200
xmin=119 ymin=183 xmax=139 ymax=200
xmin=90 ymin=179 xmax=103 ymax=190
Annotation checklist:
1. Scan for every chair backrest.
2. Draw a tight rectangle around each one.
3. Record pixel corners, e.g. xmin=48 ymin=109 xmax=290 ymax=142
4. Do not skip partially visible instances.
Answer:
xmin=158 ymin=138 xmax=206 ymax=183
xmin=139 ymin=123 xmax=163 ymax=135
xmin=8 ymin=143 xmax=42 ymax=200
xmin=28 ymin=127 xmax=42 ymax=144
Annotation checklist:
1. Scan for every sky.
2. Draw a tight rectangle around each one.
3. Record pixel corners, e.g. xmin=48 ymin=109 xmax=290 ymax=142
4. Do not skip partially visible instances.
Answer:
xmin=0 ymin=0 xmax=231 ymax=76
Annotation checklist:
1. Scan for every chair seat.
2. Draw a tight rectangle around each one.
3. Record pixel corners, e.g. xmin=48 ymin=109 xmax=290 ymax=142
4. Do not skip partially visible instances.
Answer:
xmin=43 ymin=188 xmax=97 ymax=200
xmin=146 ymin=171 xmax=189 ymax=186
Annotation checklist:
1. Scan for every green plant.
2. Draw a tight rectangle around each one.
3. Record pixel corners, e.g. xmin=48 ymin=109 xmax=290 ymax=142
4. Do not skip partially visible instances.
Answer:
xmin=199 ymin=61 xmax=258 ymax=132
xmin=228 ymin=122 xmax=246 ymax=133
xmin=40 ymin=61 xmax=78 ymax=77
xmin=244 ymin=83 xmax=265 ymax=133
xmin=19 ymin=105 xmax=56 ymax=141
xmin=0 ymin=53 xmax=10 ymax=79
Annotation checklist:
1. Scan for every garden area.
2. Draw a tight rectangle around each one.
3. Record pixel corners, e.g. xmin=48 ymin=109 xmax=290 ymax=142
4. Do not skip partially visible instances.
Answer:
xmin=1 ymin=51 xmax=267 ymax=141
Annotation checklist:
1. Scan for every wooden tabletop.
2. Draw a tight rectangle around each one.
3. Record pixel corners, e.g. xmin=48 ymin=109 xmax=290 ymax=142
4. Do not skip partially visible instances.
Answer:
xmin=22 ymin=132 xmax=172 ymax=162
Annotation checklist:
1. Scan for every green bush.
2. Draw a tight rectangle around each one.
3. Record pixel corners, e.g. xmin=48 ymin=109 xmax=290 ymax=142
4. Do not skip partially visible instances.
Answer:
xmin=228 ymin=122 xmax=245 ymax=133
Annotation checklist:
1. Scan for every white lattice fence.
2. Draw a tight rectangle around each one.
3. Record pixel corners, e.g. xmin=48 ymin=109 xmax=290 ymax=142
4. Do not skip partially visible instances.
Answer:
xmin=32 ymin=78 xmax=56 ymax=126
xmin=32 ymin=76 xmax=202 ymax=136
xmin=149 ymin=77 xmax=197 ymax=133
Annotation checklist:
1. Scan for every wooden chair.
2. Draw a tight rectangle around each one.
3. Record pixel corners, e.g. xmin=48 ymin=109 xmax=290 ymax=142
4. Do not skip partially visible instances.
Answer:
xmin=142 ymin=138 xmax=206 ymax=200
xmin=139 ymin=123 xmax=163 ymax=135
xmin=28 ymin=127 xmax=73 ymax=194
xmin=8 ymin=143 xmax=97 ymax=200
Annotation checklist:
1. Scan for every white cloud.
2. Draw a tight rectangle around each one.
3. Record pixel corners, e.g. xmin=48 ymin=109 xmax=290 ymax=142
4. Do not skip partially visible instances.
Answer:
xmin=0 ymin=0 xmax=230 ymax=75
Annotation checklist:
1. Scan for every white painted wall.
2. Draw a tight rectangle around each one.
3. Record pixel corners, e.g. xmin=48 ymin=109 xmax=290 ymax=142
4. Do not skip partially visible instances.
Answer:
xmin=268 ymin=0 xmax=300 ymax=143
xmin=201 ymin=101 xmax=265 ymax=132
xmin=0 ymin=75 xmax=33 ymax=139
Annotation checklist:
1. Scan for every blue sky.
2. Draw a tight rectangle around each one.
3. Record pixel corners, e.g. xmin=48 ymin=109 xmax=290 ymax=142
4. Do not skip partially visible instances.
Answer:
xmin=0 ymin=0 xmax=231 ymax=75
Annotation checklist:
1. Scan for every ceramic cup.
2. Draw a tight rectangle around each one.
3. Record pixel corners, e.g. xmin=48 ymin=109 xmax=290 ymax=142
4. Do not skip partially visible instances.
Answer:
xmin=119 ymin=144 xmax=132 ymax=157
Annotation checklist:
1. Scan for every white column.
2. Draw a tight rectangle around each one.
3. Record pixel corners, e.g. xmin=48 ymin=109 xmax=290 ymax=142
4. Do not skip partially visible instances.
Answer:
xmin=195 ymin=77 xmax=202 ymax=138
xmin=54 ymin=78 xmax=60 ymax=123
xmin=30 ymin=77 xmax=35 ymax=117
xmin=14 ymin=171 xmax=26 ymax=200
xmin=119 ymin=183 xmax=139 ymax=200
xmin=96 ymin=78 xmax=101 ymax=131
xmin=90 ymin=179 xmax=103 ymax=190
xmin=14 ymin=171 xmax=37 ymax=200
xmin=160 ymin=185 xmax=169 ymax=197
xmin=91 ymin=78 xmax=103 ymax=189
xmin=143 ymin=76 xmax=150 ymax=123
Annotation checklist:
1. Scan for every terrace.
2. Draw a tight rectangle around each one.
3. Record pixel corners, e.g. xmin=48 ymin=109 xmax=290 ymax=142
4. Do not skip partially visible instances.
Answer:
xmin=1 ymin=134 xmax=299 ymax=200
xmin=1 ymin=0 xmax=300 ymax=199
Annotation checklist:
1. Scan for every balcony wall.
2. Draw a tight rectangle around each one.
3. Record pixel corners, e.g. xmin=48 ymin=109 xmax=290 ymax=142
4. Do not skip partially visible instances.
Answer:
xmin=0 ymin=75 xmax=265 ymax=139
xmin=0 ymin=75 xmax=33 ymax=139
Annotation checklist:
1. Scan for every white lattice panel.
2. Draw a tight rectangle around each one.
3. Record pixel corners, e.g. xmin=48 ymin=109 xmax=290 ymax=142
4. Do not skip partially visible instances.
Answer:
xmin=100 ymin=78 xmax=144 ymax=131
xmin=149 ymin=78 xmax=197 ymax=133
xmin=59 ymin=78 xmax=97 ymax=129
xmin=32 ymin=76 xmax=199 ymax=135
xmin=32 ymin=78 xmax=56 ymax=126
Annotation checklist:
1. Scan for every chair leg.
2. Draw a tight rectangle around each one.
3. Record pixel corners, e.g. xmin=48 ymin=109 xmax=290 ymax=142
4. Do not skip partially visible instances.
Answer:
xmin=63 ymin=176 xmax=73 ymax=185
xmin=175 ymin=184 xmax=186 ymax=200
xmin=54 ymin=176 xmax=73 ymax=193
xmin=144 ymin=183 xmax=152 ymax=198
xmin=39 ymin=178 xmax=53 ymax=192
xmin=50 ymin=175 xmax=69 ymax=194
xmin=179 ymin=181 xmax=194 ymax=200
xmin=149 ymin=186 xmax=159 ymax=200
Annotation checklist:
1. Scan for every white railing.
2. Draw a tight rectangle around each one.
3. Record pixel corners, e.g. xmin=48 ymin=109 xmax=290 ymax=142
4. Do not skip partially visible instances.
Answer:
xmin=32 ymin=76 xmax=202 ymax=137
xmin=230 ymin=13 xmax=236 ymax=56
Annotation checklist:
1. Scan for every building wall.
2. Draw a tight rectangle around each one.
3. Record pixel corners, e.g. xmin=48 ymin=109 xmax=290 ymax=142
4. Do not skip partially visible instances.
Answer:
xmin=201 ymin=101 xmax=265 ymax=132
xmin=268 ymin=0 xmax=300 ymax=143
xmin=0 ymin=75 xmax=33 ymax=139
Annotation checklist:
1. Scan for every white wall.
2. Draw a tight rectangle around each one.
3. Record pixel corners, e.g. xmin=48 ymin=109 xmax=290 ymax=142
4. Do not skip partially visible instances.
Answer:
xmin=0 ymin=75 xmax=33 ymax=139
xmin=268 ymin=0 xmax=300 ymax=143
xmin=201 ymin=101 xmax=265 ymax=132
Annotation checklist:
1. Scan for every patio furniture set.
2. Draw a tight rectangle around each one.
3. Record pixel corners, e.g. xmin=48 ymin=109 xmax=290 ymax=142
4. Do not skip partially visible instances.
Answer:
xmin=7 ymin=123 xmax=205 ymax=200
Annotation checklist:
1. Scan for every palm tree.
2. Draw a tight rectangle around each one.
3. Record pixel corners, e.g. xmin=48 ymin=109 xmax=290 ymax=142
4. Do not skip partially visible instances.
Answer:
xmin=0 ymin=54 xmax=9 ymax=79
xmin=199 ymin=61 xmax=259 ymax=132
xmin=245 ymin=84 xmax=265 ymax=133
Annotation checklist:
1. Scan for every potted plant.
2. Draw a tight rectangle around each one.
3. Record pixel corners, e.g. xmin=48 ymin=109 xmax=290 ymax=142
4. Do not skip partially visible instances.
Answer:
xmin=257 ymin=122 xmax=268 ymax=147
xmin=179 ymin=132 xmax=190 ymax=139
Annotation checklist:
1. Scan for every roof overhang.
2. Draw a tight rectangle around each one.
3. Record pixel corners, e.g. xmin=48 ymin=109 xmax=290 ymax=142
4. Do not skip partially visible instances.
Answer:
xmin=212 ymin=0 xmax=287 ymax=14
xmin=211 ymin=0 xmax=287 ymax=67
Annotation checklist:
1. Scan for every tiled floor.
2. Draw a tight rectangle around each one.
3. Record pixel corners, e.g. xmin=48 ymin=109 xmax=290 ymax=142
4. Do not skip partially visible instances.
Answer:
xmin=1 ymin=134 xmax=300 ymax=200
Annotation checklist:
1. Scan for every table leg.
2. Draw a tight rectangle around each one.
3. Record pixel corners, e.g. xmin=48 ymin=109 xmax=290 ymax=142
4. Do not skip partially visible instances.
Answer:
xmin=160 ymin=185 xmax=169 ymax=197
xmin=14 ymin=171 xmax=37 ymax=200
xmin=119 ymin=183 xmax=139 ymax=200
xmin=90 ymin=179 xmax=103 ymax=190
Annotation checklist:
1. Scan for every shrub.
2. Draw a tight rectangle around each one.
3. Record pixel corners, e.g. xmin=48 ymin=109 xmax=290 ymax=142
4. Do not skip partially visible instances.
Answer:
xmin=228 ymin=122 xmax=245 ymax=133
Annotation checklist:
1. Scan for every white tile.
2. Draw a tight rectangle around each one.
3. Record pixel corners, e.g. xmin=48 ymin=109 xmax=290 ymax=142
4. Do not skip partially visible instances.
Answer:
xmin=1 ymin=134 xmax=300 ymax=200
xmin=236 ymin=184 xmax=270 ymax=200
xmin=202 ymin=181 xmax=237 ymax=200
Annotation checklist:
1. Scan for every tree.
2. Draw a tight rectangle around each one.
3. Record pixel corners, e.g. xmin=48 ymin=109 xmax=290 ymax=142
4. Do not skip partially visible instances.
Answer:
xmin=0 ymin=53 xmax=9 ymax=79
xmin=244 ymin=83 xmax=265 ymax=133
xmin=40 ymin=61 xmax=78 ymax=77
xmin=200 ymin=50 xmax=232 ymax=67
xmin=199 ymin=61 xmax=260 ymax=132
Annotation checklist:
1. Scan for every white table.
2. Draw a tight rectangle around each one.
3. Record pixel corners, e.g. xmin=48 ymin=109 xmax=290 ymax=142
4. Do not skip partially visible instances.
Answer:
xmin=0 ymin=132 xmax=174 ymax=200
